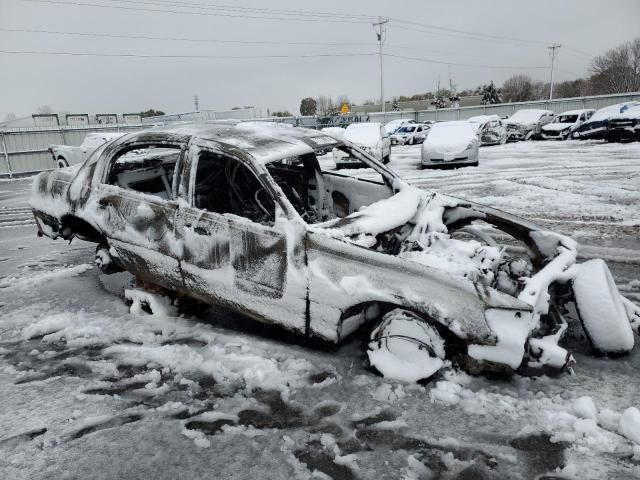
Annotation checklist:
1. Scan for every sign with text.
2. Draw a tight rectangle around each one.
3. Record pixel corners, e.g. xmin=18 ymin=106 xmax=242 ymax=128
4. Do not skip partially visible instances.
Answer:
xmin=32 ymin=114 xmax=59 ymax=127
xmin=66 ymin=114 xmax=90 ymax=126
xmin=96 ymin=114 xmax=118 ymax=125
xmin=122 ymin=113 xmax=142 ymax=124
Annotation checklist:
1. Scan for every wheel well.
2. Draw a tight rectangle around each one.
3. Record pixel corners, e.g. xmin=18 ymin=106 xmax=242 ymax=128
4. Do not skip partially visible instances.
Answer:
xmin=60 ymin=215 xmax=103 ymax=243
xmin=340 ymin=301 xmax=464 ymax=353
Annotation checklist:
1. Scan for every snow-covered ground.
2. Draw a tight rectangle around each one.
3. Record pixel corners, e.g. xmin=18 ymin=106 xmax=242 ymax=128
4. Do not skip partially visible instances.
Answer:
xmin=1 ymin=140 xmax=640 ymax=479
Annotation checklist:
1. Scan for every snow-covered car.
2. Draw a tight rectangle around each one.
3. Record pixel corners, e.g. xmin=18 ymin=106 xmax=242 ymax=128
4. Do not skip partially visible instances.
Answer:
xmin=573 ymin=102 xmax=640 ymax=141
xmin=421 ymin=121 xmax=480 ymax=168
xmin=541 ymin=109 xmax=595 ymax=140
xmin=317 ymin=127 xmax=346 ymax=154
xmin=31 ymin=123 xmax=638 ymax=383
xmin=335 ymin=122 xmax=390 ymax=169
xmin=50 ymin=132 xmax=126 ymax=168
xmin=384 ymin=118 xmax=415 ymax=135
xmin=389 ymin=123 xmax=429 ymax=145
xmin=606 ymin=105 xmax=640 ymax=142
xmin=467 ymin=115 xmax=507 ymax=146
xmin=504 ymin=109 xmax=555 ymax=141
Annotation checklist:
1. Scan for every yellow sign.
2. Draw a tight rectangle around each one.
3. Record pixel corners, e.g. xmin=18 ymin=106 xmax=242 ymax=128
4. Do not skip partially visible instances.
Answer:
xmin=340 ymin=102 xmax=350 ymax=114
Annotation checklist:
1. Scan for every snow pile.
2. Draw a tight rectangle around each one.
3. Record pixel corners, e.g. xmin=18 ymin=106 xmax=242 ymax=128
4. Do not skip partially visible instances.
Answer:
xmin=619 ymin=408 xmax=640 ymax=444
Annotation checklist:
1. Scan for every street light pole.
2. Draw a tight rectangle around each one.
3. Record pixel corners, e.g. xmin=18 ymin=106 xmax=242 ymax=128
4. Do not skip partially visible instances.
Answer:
xmin=548 ymin=43 xmax=561 ymax=100
xmin=373 ymin=17 xmax=389 ymax=114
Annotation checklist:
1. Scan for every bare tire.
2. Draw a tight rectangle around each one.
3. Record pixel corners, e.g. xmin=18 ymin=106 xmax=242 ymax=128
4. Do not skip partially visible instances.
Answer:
xmin=367 ymin=309 xmax=445 ymax=382
xmin=57 ymin=157 xmax=69 ymax=168
xmin=571 ymin=259 xmax=634 ymax=355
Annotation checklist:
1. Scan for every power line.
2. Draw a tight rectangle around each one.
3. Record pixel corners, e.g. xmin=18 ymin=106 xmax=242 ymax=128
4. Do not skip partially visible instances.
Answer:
xmin=389 ymin=18 xmax=549 ymax=46
xmin=384 ymin=53 xmax=548 ymax=70
xmin=106 ymin=0 xmax=376 ymax=21
xmin=0 ymin=49 xmax=378 ymax=59
xmin=0 ymin=27 xmax=376 ymax=48
xmin=385 ymin=43 xmax=546 ymax=62
xmin=1 ymin=27 xmax=564 ymax=65
xmin=15 ymin=0 xmax=373 ymax=23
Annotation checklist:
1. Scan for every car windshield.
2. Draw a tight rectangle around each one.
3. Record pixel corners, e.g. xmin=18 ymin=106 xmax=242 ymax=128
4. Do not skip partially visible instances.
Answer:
xmin=397 ymin=126 xmax=416 ymax=133
xmin=556 ymin=115 xmax=579 ymax=123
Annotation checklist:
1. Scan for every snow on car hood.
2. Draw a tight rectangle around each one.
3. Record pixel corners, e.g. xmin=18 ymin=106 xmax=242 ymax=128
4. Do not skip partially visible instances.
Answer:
xmin=609 ymin=105 xmax=640 ymax=120
xmin=505 ymin=110 xmax=549 ymax=125
xmin=344 ymin=124 xmax=382 ymax=149
xmin=587 ymin=102 xmax=640 ymax=123
xmin=542 ymin=123 xmax=573 ymax=132
xmin=423 ymin=122 xmax=476 ymax=154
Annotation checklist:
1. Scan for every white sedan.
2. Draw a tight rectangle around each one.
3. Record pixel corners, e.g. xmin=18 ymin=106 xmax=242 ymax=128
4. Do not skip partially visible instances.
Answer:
xmin=335 ymin=122 xmax=391 ymax=169
xmin=421 ymin=121 xmax=479 ymax=169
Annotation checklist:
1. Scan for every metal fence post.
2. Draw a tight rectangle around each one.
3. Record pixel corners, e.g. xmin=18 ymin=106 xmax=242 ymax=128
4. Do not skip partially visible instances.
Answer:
xmin=1 ymin=131 xmax=12 ymax=178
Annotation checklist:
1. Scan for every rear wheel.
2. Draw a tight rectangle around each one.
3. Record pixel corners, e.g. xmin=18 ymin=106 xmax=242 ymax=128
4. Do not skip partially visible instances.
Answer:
xmin=57 ymin=157 xmax=69 ymax=168
xmin=367 ymin=309 xmax=445 ymax=382
xmin=383 ymin=151 xmax=391 ymax=164
xmin=571 ymin=259 xmax=634 ymax=355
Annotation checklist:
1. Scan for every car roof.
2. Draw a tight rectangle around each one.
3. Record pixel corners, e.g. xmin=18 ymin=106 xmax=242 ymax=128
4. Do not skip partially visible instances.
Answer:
xmin=132 ymin=121 xmax=343 ymax=164
xmin=558 ymin=109 xmax=593 ymax=116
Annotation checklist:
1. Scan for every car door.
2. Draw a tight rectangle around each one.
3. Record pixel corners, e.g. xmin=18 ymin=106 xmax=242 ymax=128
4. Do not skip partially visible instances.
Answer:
xmin=92 ymin=139 xmax=186 ymax=290
xmin=175 ymin=145 xmax=307 ymax=332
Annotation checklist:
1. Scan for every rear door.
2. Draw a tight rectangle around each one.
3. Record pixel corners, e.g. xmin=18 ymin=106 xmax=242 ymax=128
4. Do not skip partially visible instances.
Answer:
xmin=93 ymin=140 xmax=186 ymax=290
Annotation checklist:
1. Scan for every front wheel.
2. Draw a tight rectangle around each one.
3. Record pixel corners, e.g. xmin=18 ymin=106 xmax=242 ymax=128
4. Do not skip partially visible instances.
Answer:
xmin=383 ymin=152 xmax=391 ymax=164
xmin=57 ymin=157 xmax=69 ymax=168
xmin=367 ymin=309 xmax=446 ymax=382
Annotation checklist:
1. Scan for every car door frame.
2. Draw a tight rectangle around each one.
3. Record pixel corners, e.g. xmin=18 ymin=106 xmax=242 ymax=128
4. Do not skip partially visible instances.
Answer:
xmin=90 ymin=132 xmax=190 ymax=290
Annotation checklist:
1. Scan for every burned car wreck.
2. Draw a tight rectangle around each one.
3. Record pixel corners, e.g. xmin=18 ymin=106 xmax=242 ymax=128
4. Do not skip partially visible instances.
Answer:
xmin=31 ymin=122 xmax=639 ymax=383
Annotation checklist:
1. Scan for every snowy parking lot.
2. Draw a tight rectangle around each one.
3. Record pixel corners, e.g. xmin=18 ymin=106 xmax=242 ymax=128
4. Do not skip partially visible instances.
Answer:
xmin=1 ymin=140 xmax=640 ymax=479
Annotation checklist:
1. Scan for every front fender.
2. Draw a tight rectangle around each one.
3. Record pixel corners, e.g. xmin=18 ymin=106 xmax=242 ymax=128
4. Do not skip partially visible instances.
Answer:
xmin=306 ymin=232 xmax=533 ymax=344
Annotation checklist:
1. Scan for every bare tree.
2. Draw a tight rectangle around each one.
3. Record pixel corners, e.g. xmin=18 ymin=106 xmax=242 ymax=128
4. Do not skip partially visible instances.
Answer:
xmin=36 ymin=105 xmax=55 ymax=114
xmin=590 ymin=38 xmax=640 ymax=94
xmin=316 ymin=95 xmax=331 ymax=115
xmin=501 ymin=75 xmax=536 ymax=102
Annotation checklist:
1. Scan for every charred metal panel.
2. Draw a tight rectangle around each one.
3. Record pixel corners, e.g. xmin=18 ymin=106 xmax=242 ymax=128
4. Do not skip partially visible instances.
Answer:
xmin=230 ymin=221 xmax=287 ymax=298
xmin=306 ymin=231 xmax=503 ymax=344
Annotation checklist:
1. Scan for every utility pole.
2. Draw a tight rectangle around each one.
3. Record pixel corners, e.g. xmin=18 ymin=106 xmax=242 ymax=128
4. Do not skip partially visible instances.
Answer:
xmin=193 ymin=95 xmax=199 ymax=111
xmin=547 ymin=43 xmax=561 ymax=100
xmin=372 ymin=17 xmax=389 ymax=114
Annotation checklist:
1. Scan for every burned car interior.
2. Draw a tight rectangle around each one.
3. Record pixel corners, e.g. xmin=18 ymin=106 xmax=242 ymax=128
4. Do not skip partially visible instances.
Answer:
xmin=106 ymin=145 xmax=181 ymax=200
xmin=194 ymin=151 xmax=276 ymax=225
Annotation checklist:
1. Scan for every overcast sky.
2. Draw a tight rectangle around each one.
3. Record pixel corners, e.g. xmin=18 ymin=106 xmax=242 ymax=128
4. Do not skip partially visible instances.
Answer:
xmin=1 ymin=0 xmax=639 ymax=119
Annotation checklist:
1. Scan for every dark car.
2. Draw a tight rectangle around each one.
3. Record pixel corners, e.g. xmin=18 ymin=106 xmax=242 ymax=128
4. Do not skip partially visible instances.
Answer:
xmin=573 ymin=102 xmax=640 ymax=140
xmin=606 ymin=105 xmax=640 ymax=142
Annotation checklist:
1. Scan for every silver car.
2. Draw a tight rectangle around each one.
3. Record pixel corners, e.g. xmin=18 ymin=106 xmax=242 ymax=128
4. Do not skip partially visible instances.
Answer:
xmin=421 ymin=121 xmax=479 ymax=169
xmin=468 ymin=115 xmax=507 ymax=146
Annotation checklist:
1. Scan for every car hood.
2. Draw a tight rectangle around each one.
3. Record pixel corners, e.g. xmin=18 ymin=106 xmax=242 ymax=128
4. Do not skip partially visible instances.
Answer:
xmin=542 ymin=123 xmax=573 ymax=132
